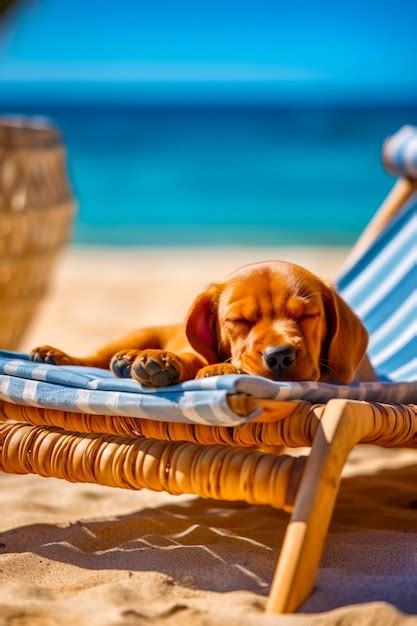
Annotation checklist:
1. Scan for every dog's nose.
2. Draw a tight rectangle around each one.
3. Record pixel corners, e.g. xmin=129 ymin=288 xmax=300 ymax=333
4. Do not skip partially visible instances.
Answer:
xmin=263 ymin=345 xmax=296 ymax=373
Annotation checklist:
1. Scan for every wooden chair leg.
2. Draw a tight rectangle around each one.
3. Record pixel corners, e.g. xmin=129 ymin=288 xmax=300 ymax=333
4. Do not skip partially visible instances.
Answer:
xmin=266 ymin=399 xmax=374 ymax=614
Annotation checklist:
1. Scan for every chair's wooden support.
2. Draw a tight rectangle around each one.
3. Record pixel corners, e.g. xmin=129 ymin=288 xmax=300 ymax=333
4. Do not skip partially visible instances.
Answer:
xmin=266 ymin=399 xmax=376 ymax=614
xmin=344 ymin=177 xmax=417 ymax=268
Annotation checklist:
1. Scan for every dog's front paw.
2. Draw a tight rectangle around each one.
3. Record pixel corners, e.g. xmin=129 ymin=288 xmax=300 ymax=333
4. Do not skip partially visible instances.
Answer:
xmin=131 ymin=350 xmax=182 ymax=387
xmin=30 ymin=345 xmax=73 ymax=365
xmin=196 ymin=363 xmax=244 ymax=378
xmin=110 ymin=350 xmax=141 ymax=378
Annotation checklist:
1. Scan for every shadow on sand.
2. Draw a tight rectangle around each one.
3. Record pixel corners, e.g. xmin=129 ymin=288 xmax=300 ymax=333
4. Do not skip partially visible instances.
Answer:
xmin=2 ymin=462 xmax=417 ymax=613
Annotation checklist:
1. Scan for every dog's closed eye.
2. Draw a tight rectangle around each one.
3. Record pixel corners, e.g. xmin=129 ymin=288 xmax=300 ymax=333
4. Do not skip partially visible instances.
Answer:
xmin=225 ymin=318 xmax=252 ymax=327
xmin=298 ymin=312 xmax=320 ymax=321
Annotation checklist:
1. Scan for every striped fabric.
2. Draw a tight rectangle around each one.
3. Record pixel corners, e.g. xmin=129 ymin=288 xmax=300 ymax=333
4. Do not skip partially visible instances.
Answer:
xmin=383 ymin=125 xmax=417 ymax=178
xmin=338 ymin=127 xmax=417 ymax=383
xmin=0 ymin=351 xmax=415 ymax=426
xmin=0 ymin=127 xmax=415 ymax=426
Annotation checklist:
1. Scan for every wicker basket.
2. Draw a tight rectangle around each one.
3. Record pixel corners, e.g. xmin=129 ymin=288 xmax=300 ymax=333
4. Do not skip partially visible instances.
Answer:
xmin=0 ymin=118 xmax=75 ymax=349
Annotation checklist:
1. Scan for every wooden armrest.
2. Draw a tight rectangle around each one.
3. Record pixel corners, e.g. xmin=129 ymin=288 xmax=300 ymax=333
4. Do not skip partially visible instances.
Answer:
xmin=227 ymin=394 xmax=308 ymax=421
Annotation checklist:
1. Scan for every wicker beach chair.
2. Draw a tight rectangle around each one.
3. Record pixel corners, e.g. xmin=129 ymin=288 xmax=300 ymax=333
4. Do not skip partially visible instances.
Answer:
xmin=0 ymin=119 xmax=75 ymax=349
xmin=0 ymin=127 xmax=416 ymax=614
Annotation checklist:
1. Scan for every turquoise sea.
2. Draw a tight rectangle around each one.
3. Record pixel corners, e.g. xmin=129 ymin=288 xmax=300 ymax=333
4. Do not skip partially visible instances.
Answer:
xmin=12 ymin=104 xmax=417 ymax=246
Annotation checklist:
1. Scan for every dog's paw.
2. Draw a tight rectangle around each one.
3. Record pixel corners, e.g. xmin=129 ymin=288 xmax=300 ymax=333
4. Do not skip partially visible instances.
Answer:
xmin=131 ymin=350 xmax=182 ymax=387
xmin=30 ymin=345 xmax=73 ymax=365
xmin=196 ymin=363 xmax=244 ymax=378
xmin=110 ymin=350 xmax=141 ymax=378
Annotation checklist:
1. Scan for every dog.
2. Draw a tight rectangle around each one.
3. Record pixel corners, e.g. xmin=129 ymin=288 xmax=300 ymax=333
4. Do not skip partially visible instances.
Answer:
xmin=30 ymin=260 xmax=375 ymax=385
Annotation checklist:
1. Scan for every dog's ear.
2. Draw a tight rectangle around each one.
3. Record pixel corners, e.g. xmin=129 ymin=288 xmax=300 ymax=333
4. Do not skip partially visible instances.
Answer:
xmin=322 ymin=285 xmax=368 ymax=384
xmin=185 ymin=284 xmax=222 ymax=365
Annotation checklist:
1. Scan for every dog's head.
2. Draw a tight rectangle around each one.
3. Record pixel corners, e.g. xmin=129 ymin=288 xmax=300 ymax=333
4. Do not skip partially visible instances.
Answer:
xmin=185 ymin=261 xmax=368 ymax=383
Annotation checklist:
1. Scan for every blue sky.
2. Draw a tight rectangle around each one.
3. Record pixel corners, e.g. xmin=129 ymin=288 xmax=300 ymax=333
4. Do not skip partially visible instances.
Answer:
xmin=1 ymin=0 xmax=417 ymax=103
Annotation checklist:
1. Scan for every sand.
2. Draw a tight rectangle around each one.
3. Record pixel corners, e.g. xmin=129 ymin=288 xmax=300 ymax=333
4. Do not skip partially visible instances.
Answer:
xmin=1 ymin=246 xmax=417 ymax=626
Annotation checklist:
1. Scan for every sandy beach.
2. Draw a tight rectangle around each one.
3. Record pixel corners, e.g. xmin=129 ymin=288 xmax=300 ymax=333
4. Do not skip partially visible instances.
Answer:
xmin=1 ymin=245 xmax=417 ymax=626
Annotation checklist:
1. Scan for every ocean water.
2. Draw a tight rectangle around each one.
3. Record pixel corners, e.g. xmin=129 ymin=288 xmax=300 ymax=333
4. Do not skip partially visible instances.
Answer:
xmin=11 ymin=103 xmax=417 ymax=246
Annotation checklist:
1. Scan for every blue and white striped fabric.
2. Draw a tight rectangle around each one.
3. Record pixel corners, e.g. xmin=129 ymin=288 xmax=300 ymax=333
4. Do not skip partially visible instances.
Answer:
xmin=0 ymin=351 xmax=415 ymax=426
xmin=383 ymin=125 xmax=417 ymax=178
xmin=0 ymin=127 xmax=415 ymax=426
xmin=338 ymin=126 xmax=417 ymax=383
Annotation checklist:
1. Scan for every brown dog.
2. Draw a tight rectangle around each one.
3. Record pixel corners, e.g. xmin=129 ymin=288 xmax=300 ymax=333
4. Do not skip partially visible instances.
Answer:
xmin=30 ymin=261 xmax=374 ymax=385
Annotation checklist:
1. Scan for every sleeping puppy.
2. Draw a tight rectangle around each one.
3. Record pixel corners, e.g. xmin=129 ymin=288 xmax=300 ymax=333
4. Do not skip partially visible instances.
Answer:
xmin=30 ymin=260 xmax=375 ymax=385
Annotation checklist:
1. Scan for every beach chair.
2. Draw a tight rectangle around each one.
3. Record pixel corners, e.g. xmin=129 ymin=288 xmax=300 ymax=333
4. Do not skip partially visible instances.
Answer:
xmin=0 ymin=126 xmax=416 ymax=614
